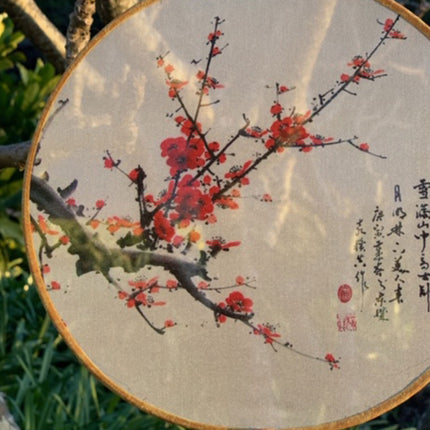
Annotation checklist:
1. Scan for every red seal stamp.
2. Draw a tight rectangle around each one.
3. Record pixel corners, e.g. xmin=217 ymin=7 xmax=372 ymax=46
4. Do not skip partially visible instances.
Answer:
xmin=337 ymin=284 xmax=352 ymax=303
xmin=337 ymin=313 xmax=357 ymax=331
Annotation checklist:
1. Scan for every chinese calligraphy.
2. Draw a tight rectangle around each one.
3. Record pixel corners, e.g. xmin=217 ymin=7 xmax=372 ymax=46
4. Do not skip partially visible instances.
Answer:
xmin=414 ymin=179 xmax=430 ymax=311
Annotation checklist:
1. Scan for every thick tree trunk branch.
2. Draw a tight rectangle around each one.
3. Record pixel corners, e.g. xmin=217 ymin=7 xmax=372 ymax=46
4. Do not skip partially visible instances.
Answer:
xmin=30 ymin=175 xmax=209 ymax=279
xmin=30 ymin=175 xmax=208 ymax=286
xmin=29 ymin=176 xmax=254 ymax=323
xmin=0 ymin=0 xmax=66 ymax=73
xmin=95 ymin=0 xmax=140 ymax=24
xmin=66 ymin=0 xmax=96 ymax=65
xmin=0 ymin=141 xmax=31 ymax=169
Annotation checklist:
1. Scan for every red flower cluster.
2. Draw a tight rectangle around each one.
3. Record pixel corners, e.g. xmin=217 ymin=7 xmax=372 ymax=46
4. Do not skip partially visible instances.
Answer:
xmin=208 ymin=29 xmax=223 ymax=42
xmin=347 ymin=55 xmax=370 ymax=68
xmin=211 ymin=46 xmax=222 ymax=56
xmin=59 ymin=235 xmax=69 ymax=245
xmin=174 ymin=116 xmax=203 ymax=138
xmin=160 ymin=136 xmax=206 ymax=176
xmin=224 ymin=160 xmax=252 ymax=186
xmin=340 ymin=55 xmax=385 ymax=84
xmin=260 ymin=93 xmax=341 ymax=153
xmin=174 ymin=184 xmax=214 ymax=221
xmin=95 ymin=199 xmax=106 ymax=210
xmin=164 ymin=319 xmax=175 ymax=328
xmin=166 ymin=279 xmax=179 ymax=289
xmin=128 ymin=168 xmax=140 ymax=182
xmin=215 ymin=195 xmax=239 ymax=210
xmin=154 ymin=211 xmax=175 ymax=242
xmin=38 ymin=215 xmax=59 ymax=235
xmin=225 ymin=291 xmax=253 ymax=313
xmin=104 ymin=157 xmax=114 ymax=169
xmin=196 ymin=70 xmax=224 ymax=95
xmin=270 ymin=102 xmax=283 ymax=116
xmin=128 ymin=276 xmax=158 ymax=290
xmin=254 ymin=323 xmax=281 ymax=345
xmin=206 ymin=237 xmax=241 ymax=256
xmin=261 ymin=193 xmax=272 ymax=202
xmin=103 ymin=154 xmax=118 ymax=169
xmin=143 ymin=174 xmax=218 ymax=243
xmin=50 ymin=281 xmax=61 ymax=290
xmin=144 ymin=181 xmax=175 ymax=208
xmin=105 ymin=216 xmax=143 ymax=236
xmin=118 ymin=287 xmax=166 ymax=309
xmin=383 ymin=18 xmax=406 ymax=39
xmin=165 ymin=78 xmax=188 ymax=99
xmin=244 ymin=126 xmax=268 ymax=139
xmin=216 ymin=290 xmax=253 ymax=324
xmin=309 ymin=134 xmax=334 ymax=145
xmin=325 ymin=353 xmax=340 ymax=370
xmin=265 ymin=110 xmax=313 ymax=152
xmin=235 ymin=275 xmax=245 ymax=285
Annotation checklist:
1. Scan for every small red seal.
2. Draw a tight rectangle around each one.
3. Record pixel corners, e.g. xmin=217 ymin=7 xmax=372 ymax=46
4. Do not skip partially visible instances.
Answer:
xmin=337 ymin=284 xmax=352 ymax=303
xmin=337 ymin=313 xmax=357 ymax=331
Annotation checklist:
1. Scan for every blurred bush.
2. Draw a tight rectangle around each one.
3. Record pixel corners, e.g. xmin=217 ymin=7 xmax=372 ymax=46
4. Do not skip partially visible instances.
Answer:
xmin=0 ymin=14 xmax=61 ymax=146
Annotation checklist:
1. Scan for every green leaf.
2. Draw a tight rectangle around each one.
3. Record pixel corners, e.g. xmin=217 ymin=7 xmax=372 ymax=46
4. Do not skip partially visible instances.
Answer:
xmin=116 ymin=231 xmax=142 ymax=248
xmin=7 ymin=31 xmax=25 ymax=49
xmin=22 ymin=81 xmax=41 ymax=112
xmin=38 ymin=62 xmax=56 ymax=83
xmin=38 ymin=339 xmax=55 ymax=383
xmin=199 ymin=250 xmax=209 ymax=266
xmin=7 ymin=51 xmax=26 ymax=64
xmin=0 ymin=178 xmax=23 ymax=198
xmin=0 ymin=241 xmax=8 ymax=273
xmin=0 ymin=57 xmax=13 ymax=72
xmin=39 ymin=74 xmax=61 ymax=99
xmin=0 ymin=15 xmax=14 ymax=40
xmin=17 ymin=63 xmax=29 ymax=86
xmin=0 ymin=213 xmax=23 ymax=244
xmin=0 ymin=167 xmax=17 ymax=182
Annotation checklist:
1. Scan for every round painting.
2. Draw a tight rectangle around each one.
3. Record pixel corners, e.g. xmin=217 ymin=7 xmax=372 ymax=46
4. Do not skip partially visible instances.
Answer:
xmin=23 ymin=0 xmax=430 ymax=428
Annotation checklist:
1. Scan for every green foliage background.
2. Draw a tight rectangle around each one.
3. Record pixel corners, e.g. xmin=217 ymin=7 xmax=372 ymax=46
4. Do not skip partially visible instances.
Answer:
xmin=0 ymin=2 xmax=429 ymax=429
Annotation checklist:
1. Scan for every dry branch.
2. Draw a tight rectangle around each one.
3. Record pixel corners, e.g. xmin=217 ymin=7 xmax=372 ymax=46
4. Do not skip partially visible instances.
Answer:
xmin=29 ymin=175 xmax=254 ymax=323
xmin=0 ymin=0 xmax=66 ymax=73
xmin=0 ymin=141 xmax=31 ymax=169
xmin=66 ymin=0 xmax=96 ymax=65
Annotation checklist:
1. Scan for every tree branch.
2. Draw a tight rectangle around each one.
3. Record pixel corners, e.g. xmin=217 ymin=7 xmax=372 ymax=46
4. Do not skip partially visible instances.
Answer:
xmin=0 ymin=141 xmax=31 ymax=169
xmin=30 ymin=176 xmax=207 ymax=288
xmin=0 ymin=0 xmax=66 ymax=73
xmin=29 ymin=176 xmax=256 ymax=324
xmin=66 ymin=0 xmax=96 ymax=65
